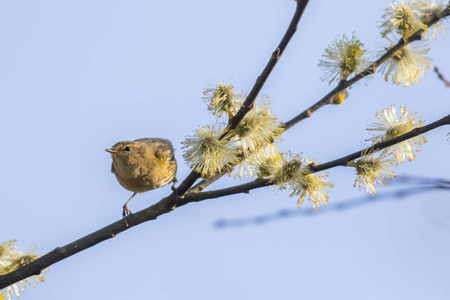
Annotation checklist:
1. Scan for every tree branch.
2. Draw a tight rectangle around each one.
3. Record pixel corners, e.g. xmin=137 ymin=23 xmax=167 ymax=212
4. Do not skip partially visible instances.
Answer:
xmin=0 ymin=1 xmax=310 ymax=290
xmin=5 ymin=112 xmax=445 ymax=291
xmin=177 ymin=114 xmax=450 ymax=202
xmin=175 ymin=5 xmax=450 ymax=199
xmin=1 ymin=2 xmax=449 ymax=292
xmin=175 ymin=0 xmax=309 ymax=200
xmin=284 ymin=6 xmax=450 ymax=130
xmin=434 ymin=66 xmax=450 ymax=87
xmin=225 ymin=0 xmax=310 ymax=134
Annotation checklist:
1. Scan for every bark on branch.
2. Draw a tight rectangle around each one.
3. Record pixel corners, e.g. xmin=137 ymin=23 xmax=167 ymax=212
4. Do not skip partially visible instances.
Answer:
xmin=1 ymin=1 xmax=449 ymax=291
xmin=0 ymin=0 xmax=310 ymax=289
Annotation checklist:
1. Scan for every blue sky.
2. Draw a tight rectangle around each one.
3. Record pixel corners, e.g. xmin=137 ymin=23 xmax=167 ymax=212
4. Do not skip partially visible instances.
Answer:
xmin=1 ymin=1 xmax=450 ymax=299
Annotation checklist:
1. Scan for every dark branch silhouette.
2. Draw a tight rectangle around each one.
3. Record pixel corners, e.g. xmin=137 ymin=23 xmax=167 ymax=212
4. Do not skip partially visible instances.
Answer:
xmin=175 ymin=0 xmax=310 ymax=201
xmin=176 ymin=114 xmax=450 ymax=203
xmin=434 ymin=66 xmax=450 ymax=87
xmin=0 ymin=0 xmax=311 ymax=289
xmin=284 ymin=5 xmax=450 ymax=130
xmin=1 ymin=1 xmax=450 ymax=291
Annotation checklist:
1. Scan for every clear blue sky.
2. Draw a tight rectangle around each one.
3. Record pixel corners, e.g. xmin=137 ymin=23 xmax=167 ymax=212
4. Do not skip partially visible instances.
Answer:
xmin=1 ymin=1 xmax=450 ymax=299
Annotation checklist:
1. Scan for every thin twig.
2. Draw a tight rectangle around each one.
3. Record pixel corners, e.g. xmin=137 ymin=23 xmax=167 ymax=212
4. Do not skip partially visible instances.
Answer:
xmin=0 ymin=1 xmax=310 ymax=289
xmin=5 ymin=112 xmax=446 ymax=291
xmin=1 ymin=3 xmax=449 ymax=291
xmin=434 ymin=66 xmax=450 ymax=87
xmin=225 ymin=0 xmax=310 ymax=134
xmin=190 ymin=6 xmax=450 ymax=193
xmin=178 ymin=114 xmax=450 ymax=202
xmin=175 ymin=0 xmax=309 ymax=200
xmin=284 ymin=6 xmax=450 ymax=130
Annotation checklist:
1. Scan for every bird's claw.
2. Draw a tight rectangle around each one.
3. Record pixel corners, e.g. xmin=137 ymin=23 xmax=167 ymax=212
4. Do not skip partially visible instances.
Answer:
xmin=122 ymin=205 xmax=133 ymax=218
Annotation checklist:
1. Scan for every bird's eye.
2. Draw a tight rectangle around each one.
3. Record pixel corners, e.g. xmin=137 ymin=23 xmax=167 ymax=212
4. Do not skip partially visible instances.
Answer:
xmin=124 ymin=146 xmax=131 ymax=152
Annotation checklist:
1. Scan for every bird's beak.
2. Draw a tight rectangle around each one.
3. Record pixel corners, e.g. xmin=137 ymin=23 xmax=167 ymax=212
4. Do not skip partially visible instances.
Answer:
xmin=105 ymin=149 xmax=117 ymax=153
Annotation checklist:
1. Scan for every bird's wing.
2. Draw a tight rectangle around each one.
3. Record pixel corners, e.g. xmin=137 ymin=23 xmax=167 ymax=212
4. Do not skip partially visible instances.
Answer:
xmin=135 ymin=138 xmax=175 ymax=161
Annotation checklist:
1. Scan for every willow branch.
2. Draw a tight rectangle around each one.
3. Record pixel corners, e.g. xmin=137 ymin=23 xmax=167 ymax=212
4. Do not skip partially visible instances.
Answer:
xmin=175 ymin=0 xmax=309 ymax=199
xmin=0 ymin=191 xmax=178 ymax=289
xmin=284 ymin=6 xmax=450 ymax=130
xmin=434 ymin=66 xmax=450 ymax=87
xmin=226 ymin=0 xmax=309 ymax=133
xmin=178 ymin=114 xmax=450 ymax=202
xmin=192 ymin=7 xmax=450 ymax=193
xmin=310 ymin=114 xmax=450 ymax=172
xmin=2 ymin=2 xmax=449 ymax=292
xmin=177 ymin=0 xmax=309 ymax=199
xmin=0 ymin=1 xmax=310 ymax=289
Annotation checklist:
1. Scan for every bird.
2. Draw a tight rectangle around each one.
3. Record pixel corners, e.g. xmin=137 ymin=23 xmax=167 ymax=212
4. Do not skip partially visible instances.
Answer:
xmin=106 ymin=138 xmax=177 ymax=217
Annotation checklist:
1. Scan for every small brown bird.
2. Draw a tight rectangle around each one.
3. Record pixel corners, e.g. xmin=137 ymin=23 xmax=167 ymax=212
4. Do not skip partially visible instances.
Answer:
xmin=106 ymin=138 xmax=177 ymax=217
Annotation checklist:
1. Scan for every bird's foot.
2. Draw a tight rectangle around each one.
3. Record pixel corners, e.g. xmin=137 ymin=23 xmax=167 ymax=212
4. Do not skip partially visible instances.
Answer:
xmin=122 ymin=205 xmax=133 ymax=218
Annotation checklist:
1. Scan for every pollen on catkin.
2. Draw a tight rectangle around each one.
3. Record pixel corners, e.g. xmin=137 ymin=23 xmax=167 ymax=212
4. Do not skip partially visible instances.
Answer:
xmin=0 ymin=241 xmax=48 ymax=300
xmin=318 ymin=34 xmax=368 ymax=84
xmin=347 ymin=151 xmax=397 ymax=194
xmin=271 ymin=153 xmax=333 ymax=210
xmin=366 ymin=105 xmax=427 ymax=164
xmin=203 ymin=82 xmax=246 ymax=119
xmin=291 ymin=171 xmax=334 ymax=210
xmin=233 ymin=143 xmax=282 ymax=179
xmin=270 ymin=152 xmax=305 ymax=190
xmin=249 ymin=143 xmax=283 ymax=179
xmin=182 ymin=124 xmax=238 ymax=178
xmin=414 ymin=0 xmax=446 ymax=40
xmin=233 ymin=97 xmax=284 ymax=157
xmin=378 ymin=35 xmax=431 ymax=87
xmin=380 ymin=0 xmax=428 ymax=39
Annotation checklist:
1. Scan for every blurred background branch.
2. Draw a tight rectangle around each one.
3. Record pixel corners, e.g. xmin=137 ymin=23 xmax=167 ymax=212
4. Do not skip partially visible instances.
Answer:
xmin=434 ymin=66 xmax=450 ymax=87
xmin=214 ymin=175 xmax=450 ymax=229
